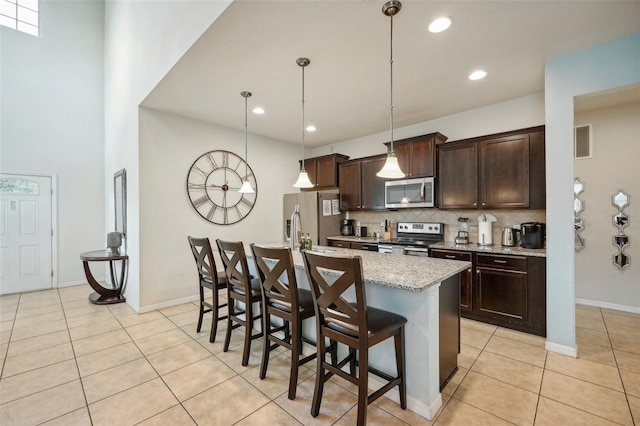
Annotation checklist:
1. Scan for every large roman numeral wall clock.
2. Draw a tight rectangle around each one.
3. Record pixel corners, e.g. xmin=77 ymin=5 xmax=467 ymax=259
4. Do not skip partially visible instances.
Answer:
xmin=186 ymin=150 xmax=258 ymax=225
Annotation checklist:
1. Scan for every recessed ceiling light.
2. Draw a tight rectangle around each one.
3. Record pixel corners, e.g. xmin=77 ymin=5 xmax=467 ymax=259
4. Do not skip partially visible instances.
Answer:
xmin=252 ymin=107 xmax=265 ymax=114
xmin=468 ymin=70 xmax=487 ymax=81
xmin=428 ymin=17 xmax=452 ymax=33
xmin=306 ymin=125 xmax=317 ymax=132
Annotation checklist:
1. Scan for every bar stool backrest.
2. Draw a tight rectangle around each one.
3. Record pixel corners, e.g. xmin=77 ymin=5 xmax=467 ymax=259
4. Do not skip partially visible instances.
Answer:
xmin=216 ymin=240 xmax=251 ymax=290
xmin=188 ymin=236 xmax=219 ymax=285
xmin=251 ymin=245 xmax=298 ymax=312
xmin=303 ymin=251 xmax=368 ymax=340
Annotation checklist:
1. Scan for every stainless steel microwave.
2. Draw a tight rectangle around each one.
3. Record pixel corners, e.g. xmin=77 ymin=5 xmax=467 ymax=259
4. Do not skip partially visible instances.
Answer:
xmin=385 ymin=177 xmax=435 ymax=208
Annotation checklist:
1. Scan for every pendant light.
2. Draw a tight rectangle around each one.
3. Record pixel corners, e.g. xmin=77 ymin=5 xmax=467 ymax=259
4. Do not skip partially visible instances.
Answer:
xmin=238 ymin=91 xmax=255 ymax=194
xmin=293 ymin=57 xmax=314 ymax=188
xmin=377 ymin=0 xmax=406 ymax=179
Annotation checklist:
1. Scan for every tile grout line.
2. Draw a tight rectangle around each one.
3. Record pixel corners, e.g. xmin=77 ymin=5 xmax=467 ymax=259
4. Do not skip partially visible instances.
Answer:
xmin=58 ymin=288 xmax=94 ymax=426
xmin=603 ymin=308 xmax=637 ymax=425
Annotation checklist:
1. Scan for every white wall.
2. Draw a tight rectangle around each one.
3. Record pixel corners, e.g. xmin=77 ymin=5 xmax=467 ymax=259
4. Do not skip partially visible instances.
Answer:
xmin=311 ymin=93 xmax=544 ymax=158
xmin=0 ymin=1 xmax=105 ymax=286
xmin=138 ymin=108 xmax=300 ymax=309
xmin=104 ymin=0 xmax=232 ymax=309
xmin=574 ymin=101 xmax=640 ymax=309
xmin=545 ymin=32 xmax=640 ymax=355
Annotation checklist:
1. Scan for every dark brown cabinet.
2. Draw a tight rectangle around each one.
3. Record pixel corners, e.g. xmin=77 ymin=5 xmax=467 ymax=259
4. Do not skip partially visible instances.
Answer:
xmin=328 ymin=240 xmax=350 ymax=248
xmin=437 ymin=126 xmax=545 ymax=210
xmin=299 ymin=153 xmax=349 ymax=190
xmin=328 ymin=240 xmax=378 ymax=251
xmin=437 ymin=142 xmax=478 ymax=209
xmin=430 ymin=249 xmax=473 ymax=312
xmin=480 ymin=135 xmax=529 ymax=208
xmin=430 ymin=249 xmax=546 ymax=336
xmin=338 ymin=155 xmax=386 ymax=211
xmin=384 ymin=132 xmax=447 ymax=178
xmin=475 ymin=254 xmax=528 ymax=322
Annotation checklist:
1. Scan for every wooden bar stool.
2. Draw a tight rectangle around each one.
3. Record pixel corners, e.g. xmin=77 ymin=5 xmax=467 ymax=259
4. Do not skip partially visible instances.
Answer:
xmin=216 ymin=239 xmax=263 ymax=366
xmin=187 ymin=236 xmax=228 ymax=343
xmin=251 ymin=244 xmax=336 ymax=400
xmin=303 ymin=250 xmax=407 ymax=426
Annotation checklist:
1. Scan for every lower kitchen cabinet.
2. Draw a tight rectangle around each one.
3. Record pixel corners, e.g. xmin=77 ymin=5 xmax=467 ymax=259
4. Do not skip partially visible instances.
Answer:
xmin=430 ymin=249 xmax=473 ymax=312
xmin=328 ymin=240 xmax=378 ymax=251
xmin=431 ymin=249 xmax=546 ymax=336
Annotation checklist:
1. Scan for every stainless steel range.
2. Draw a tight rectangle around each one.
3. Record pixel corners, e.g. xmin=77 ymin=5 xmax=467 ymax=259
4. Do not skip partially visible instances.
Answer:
xmin=378 ymin=222 xmax=444 ymax=256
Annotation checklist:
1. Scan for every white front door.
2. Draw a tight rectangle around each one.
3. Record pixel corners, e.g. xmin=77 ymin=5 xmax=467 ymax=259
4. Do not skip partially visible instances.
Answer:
xmin=0 ymin=174 xmax=53 ymax=295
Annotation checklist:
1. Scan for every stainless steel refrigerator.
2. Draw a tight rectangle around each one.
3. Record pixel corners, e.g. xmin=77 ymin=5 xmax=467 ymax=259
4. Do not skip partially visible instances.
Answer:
xmin=283 ymin=190 xmax=341 ymax=247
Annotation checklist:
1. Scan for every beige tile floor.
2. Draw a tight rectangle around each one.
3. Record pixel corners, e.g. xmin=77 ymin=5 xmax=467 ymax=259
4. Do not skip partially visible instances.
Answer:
xmin=0 ymin=285 xmax=639 ymax=425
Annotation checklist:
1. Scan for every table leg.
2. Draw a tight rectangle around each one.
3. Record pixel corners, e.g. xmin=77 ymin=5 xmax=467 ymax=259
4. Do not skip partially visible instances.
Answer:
xmin=83 ymin=260 xmax=126 ymax=305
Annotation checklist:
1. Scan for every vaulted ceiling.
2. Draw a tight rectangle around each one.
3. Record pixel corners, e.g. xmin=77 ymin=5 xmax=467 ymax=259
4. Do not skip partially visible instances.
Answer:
xmin=142 ymin=1 xmax=640 ymax=147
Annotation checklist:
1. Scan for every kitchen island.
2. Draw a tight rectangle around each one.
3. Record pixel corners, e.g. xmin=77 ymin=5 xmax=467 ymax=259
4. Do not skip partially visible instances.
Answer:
xmin=248 ymin=243 xmax=470 ymax=420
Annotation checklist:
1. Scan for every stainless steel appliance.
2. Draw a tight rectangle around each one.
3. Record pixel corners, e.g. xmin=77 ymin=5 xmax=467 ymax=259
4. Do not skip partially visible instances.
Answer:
xmin=384 ymin=177 xmax=435 ymax=209
xmin=455 ymin=217 xmax=470 ymax=244
xmin=341 ymin=219 xmax=355 ymax=236
xmin=501 ymin=227 xmax=521 ymax=247
xmin=521 ymin=222 xmax=545 ymax=249
xmin=284 ymin=191 xmax=341 ymax=247
xmin=377 ymin=222 xmax=444 ymax=256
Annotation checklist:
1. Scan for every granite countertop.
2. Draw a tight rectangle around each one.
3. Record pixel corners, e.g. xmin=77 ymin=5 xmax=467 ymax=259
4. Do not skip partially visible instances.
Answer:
xmin=430 ymin=241 xmax=547 ymax=257
xmin=249 ymin=242 xmax=470 ymax=293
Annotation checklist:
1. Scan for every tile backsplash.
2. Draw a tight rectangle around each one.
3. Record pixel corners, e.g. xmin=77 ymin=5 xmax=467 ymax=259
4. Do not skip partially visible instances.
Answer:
xmin=346 ymin=209 xmax=546 ymax=244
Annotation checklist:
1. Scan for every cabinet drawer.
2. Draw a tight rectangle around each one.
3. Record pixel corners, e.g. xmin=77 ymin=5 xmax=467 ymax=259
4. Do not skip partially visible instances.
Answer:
xmin=431 ymin=249 xmax=472 ymax=262
xmin=328 ymin=240 xmax=350 ymax=248
xmin=350 ymin=242 xmax=378 ymax=251
xmin=476 ymin=254 xmax=527 ymax=271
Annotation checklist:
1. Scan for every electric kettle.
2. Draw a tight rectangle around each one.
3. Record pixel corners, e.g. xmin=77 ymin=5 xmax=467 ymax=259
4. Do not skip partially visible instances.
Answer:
xmin=501 ymin=228 xmax=520 ymax=247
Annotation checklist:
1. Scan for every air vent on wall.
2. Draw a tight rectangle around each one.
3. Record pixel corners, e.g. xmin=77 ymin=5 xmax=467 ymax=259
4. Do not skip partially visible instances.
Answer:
xmin=574 ymin=124 xmax=592 ymax=159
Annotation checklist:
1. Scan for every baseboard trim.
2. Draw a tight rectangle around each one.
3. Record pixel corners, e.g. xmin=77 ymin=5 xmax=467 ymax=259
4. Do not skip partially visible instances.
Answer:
xmin=576 ymin=298 xmax=640 ymax=314
xmin=137 ymin=295 xmax=200 ymax=314
xmin=57 ymin=279 xmax=98 ymax=289
xmin=545 ymin=341 xmax=577 ymax=358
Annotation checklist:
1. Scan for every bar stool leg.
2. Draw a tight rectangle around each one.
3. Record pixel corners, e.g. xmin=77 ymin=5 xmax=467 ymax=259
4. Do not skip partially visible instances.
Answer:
xmin=357 ymin=348 xmax=368 ymax=426
xmin=241 ymin=300 xmax=253 ymax=366
xmin=259 ymin=311 xmax=271 ymax=379
xmin=310 ymin=336 xmax=327 ymax=417
xmin=288 ymin=318 xmax=299 ymax=400
xmin=395 ymin=327 xmax=407 ymax=409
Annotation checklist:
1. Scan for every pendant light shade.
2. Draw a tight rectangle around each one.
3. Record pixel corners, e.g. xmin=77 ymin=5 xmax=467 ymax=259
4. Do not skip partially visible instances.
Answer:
xmin=238 ymin=91 xmax=255 ymax=194
xmin=377 ymin=0 xmax=406 ymax=179
xmin=293 ymin=57 xmax=315 ymax=189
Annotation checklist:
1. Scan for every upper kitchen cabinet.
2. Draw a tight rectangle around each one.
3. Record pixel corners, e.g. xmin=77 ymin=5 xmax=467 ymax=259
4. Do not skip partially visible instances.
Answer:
xmin=299 ymin=153 xmax=349 ymax=191
xmin=437 ymin=141 xmax=478 ymax=208
xmin=338 ymin=155 xmax=387 ymax=211
xmin=384 ymin=132 xmax=448 ymax=178
xmin=437 ymin=126 xmax=545 ymax=210
xmin=480 ymin=134 xmax=530 ymax=208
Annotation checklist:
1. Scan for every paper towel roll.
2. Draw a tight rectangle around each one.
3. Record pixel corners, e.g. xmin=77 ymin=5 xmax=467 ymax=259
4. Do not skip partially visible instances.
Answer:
xmin=478 ymin=222 xmax=493 ymax=246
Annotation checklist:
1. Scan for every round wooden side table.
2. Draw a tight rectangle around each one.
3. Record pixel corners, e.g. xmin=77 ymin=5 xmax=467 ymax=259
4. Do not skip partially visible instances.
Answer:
xmin=80 ymin=250 xmax=128 ymax=304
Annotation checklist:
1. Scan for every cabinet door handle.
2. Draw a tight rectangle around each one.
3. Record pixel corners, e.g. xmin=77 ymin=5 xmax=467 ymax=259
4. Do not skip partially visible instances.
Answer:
xmin=493 ymin=259 xmax=507 ymax=264
xmin=445 ymin=255 xmax=456 ymax=259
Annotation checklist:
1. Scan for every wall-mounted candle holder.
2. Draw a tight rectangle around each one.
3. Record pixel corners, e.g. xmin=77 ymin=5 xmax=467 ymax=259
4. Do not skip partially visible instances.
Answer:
xmin=612 ymin=190 xmax=630 ymax=270
xmin=574 ymin=178 xmax=585 ymax=251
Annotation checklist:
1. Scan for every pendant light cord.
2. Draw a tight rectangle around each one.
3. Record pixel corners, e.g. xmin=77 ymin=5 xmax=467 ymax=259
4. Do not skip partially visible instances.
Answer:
xmin=301 ymin=63 xmax=306 ymax=172
xmin=389 ymin=10 xmax=395 ymax=155
xmin=244 ymin=94 xmax=249 ymax=178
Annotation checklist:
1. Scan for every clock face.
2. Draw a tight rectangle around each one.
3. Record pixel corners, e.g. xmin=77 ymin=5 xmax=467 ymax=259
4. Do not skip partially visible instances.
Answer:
xmin=186 ymin=150 xmax=257 ymax=225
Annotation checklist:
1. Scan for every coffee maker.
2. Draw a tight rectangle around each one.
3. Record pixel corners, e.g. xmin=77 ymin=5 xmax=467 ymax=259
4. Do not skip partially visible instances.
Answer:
xmin=341 ymin=219 xmax=355 ymax=236
xmin=521 ymin=222 xmax=545 ymax=249
xmin=455 ymin=217 xmax=470 ymax=244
